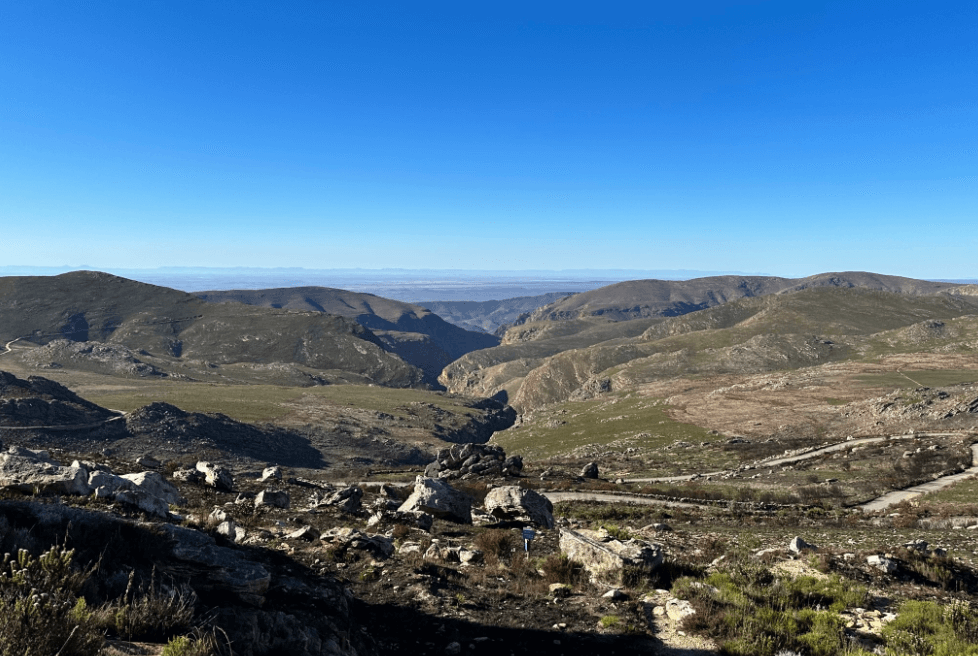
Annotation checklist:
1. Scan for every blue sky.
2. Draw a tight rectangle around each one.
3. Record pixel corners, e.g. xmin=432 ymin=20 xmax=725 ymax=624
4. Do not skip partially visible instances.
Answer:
xmin=1 ymin=1 xmax=975 ymax=278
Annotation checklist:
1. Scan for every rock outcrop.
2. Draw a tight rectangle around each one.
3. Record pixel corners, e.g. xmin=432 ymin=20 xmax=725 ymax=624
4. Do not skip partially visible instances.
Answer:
xmin=559 ymin=528 xmax=663 ymax=584
xmin=398 ymin=476 xmax=472 ymax=524
xmin=423 ymin=443 xmax=523 ymax=479
xmin=483 ymin=486 xmax=554 ymax=528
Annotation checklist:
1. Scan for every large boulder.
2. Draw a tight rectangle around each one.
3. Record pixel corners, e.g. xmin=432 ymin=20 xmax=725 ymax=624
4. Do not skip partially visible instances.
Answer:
xmin=559 ymin=528 xmax=663 ymax=584
xmin=0 ymin=447 xmax=90 ymax=496
xmin=398 ymin=476 xmax=472 ymax=524
xmin=483 ymin=486 xmax=554 ymax=528
xmin=580 ymin=462 xmax=599 ymax=479
xmin=120 ymin=471 xmax=184 ymax=505
xmin=255 ymin=490 xmax=291 ymax=510
xmin=321 ymin=527 xmax=395 ymax=559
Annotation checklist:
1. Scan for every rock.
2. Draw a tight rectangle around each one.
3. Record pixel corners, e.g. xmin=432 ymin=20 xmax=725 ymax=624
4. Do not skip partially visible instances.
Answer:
xmin=904 ymin=539 xmax=928 ymax=553
xmin=483 ymin=485 xmax=554 ymax=528
xmin=196 ymin=461 xmax=234 ymax=491
xmin=172 ymin=468 xmax=204 ymax=484
xmin=366 ymin=510 xmax=433 ymax=532
xmin=287 ymin=526 xmax=320 ymax=541
xmin=424 ymin=543 xmax=460 ymax=563
xmin=665 ymin=598 xmax=696 ymax=621
xmin=111 ymin=488 xmax=170 ymax=518
xmin=501 ymin=455 xmax=524 ymax=476
xmin=867 ymin=554 xmax=898 ymax=573
xmin=603 ymin=589 xmax=627 ymax=600
xmin=0 ymin=448 xmax=91 ymax=496
xmin=217 ymin=520 xmax=247 ymax=543
xmin=398 ymin=476 xmax=472 ymax=524
xmin=558 ymin=528 xmax=663 ymax=584
xmin=259 ymin=466 xmax=282 ymax=482
xmin=789 ymin=536 xmax=817 ymax=554
xmin=445 ymin=642 xmax=461 ymax=656
xmin=321 ymin=527 xmax=394 ymax=559
xmin=120 ymin=471 xmax=184 ymax=505
xmin=157 ymin=522 xmax=271 ymax=606
xmin=135 ymin=455 xmax=161 ymax=469
xmin=458 ymin=547 xmax=483 ymax=564
xmin=425 ymin=443 xmax=515 ymax=480
xmin=323 ymin=486 xmax=363 ymax=513
xmin=580 ymin=462 xmax=599 ymax=479
xmin=255 ymin=490 xmax=291 ymax=510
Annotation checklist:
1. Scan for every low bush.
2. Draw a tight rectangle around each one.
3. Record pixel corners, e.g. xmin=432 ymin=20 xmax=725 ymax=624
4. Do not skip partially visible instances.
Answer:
xmin=882 ymin=600 xmax=978 ymax=655
xmin=104 ymin=569 xmax=196 ymax=642
xmin=474 ymin=528 xmax=515 ymax=565
xmin=0 ymin=546 xmax=104 ymax=656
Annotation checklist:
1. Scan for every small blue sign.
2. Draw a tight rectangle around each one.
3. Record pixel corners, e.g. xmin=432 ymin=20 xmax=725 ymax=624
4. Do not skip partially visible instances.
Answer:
xmin=522 ymin=528 xmax=536 ymax=541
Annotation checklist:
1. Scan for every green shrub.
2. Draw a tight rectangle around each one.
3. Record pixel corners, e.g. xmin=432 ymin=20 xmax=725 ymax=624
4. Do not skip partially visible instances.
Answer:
xmin=882 ymin=600 xmax=978 ymax=656
xmin=0 ymin=546 xmax=104 ymax=656
xmin=162 ymin=632 xmax=218 ymax=656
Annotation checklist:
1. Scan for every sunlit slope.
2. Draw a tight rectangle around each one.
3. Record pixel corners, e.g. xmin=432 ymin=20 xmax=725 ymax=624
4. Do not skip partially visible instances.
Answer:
xmin=0 ymin=271 xmax=425 ymax=387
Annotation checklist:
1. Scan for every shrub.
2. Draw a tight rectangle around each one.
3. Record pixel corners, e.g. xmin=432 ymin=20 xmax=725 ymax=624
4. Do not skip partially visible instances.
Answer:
xmin=0 ymin=546 xmax=104 ymax=656
xmin=474 ymin=529 xmax=515 ymax=565
xmin=162 ymin=631 xmax=218 ymax=656
xmin=106 ymin=569 xmax=196 ymax=642
xmin=882 ymin=600 xmax=978 ymax=656
xmin=541 ymin=554 xmax=584 ymax=585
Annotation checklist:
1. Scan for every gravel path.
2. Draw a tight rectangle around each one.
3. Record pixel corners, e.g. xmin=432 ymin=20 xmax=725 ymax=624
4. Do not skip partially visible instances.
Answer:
xmin=858 ymin=444 xmax=978 ymax=513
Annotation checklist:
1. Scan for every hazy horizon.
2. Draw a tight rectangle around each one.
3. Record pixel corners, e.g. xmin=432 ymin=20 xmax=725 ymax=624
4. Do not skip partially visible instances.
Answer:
xmin=3 ymin=3 xmax=976 ymax=277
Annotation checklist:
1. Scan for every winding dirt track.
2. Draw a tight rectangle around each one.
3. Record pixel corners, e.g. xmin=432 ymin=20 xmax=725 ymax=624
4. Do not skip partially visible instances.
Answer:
xmin=537 ymin=432 xmax=976 ymax=514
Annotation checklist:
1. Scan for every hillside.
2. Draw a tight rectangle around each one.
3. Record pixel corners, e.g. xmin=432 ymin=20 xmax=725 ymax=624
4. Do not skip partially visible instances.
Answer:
xmin=195 ymin=286 xmax=499 ymax=382
xmin=0 ymin=272 xmax=425 ymax=388
xmin=512 ymin=272 xmax=966 ymax=325
xmin=444 ymin=286 xmax=978 ymax=411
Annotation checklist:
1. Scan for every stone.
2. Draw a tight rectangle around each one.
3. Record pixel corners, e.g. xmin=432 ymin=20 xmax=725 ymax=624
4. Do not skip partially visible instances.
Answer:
xmin=0 ymin=448 xmax=90 ymax=496
xmin=172 ymin=468 xmax=204 ymax=484
xmin=398 ymin=476 xmax=472 ymax=524
xmin=483 ymin=485 xmax=554 ymax=528
xmin=789 ymin=536 xmax=817 ymax=554
xmin=120 ymin=471 xmax=184 ymax=505
xmin=366 ymin=509 xmax=433 ymax=532
xmin=259 ymin=466 xmax=282 ymax=482
xmin=217 ymin=520 xmax=247 ymax=543
xmin=425 ymin=443 xmax=514 ymax=480
xmin=135 ymin=455 xmax=161 ymax=469
xmin=287 ymin=526 xmax=320 ymax=541
xmin=580 ymin=462 xmax=599 ymax=479
xmin=255 ymin=490 xmax=290 ymax=509
xmin=867 ymin=554 xmax=898 ymax=573
xmin=602 ymin=588 xmax=627 ymax=600
xmin=324 ymin=485 xmax=363 ymax=513
xmin=558 ymin=528 xmax=663 ymax=584
xmin=665 ymin=598 xmax=696 ymax=621
xmin=196 ymin=461 xmax=234 ymax=491
xmin=321 ymin=527 xmax=394 ymax=559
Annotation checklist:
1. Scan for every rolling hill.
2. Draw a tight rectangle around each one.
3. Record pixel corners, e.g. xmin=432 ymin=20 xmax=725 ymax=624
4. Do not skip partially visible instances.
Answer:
xmin=0 ymin=271 xmax=425 ymax=388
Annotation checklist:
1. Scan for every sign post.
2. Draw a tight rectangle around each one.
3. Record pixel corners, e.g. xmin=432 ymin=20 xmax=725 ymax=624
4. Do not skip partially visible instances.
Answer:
xmin=522 ymin=527 xmax=536 ymax=559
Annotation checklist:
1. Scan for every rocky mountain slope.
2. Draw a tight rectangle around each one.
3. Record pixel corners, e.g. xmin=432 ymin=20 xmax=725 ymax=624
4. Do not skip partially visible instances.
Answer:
xmin=196 ymin=286 xmax=499 ymax=383
xmin=443 ymin=285 xmax=978 ymax=411
xmin=0 ymin=272 xmax=425 ymax=388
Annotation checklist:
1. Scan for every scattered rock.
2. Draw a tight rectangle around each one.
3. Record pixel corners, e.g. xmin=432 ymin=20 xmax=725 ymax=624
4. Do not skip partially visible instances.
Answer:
xmin=259 ymin=466 xmax=282 ymax=482
xmin=867 ymin=554 xmax=898 ymax=573
xmin=580 ymin=462 xmax=599 ymax=479
xmin=558 ymin=527 xmax=663 ymax=584
xmin=323 ymin=485 xmax=363 ymax=513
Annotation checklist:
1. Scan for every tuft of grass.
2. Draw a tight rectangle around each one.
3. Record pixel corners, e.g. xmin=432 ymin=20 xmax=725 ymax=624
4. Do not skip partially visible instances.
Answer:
xmin=474 ymin=529 xmax=515 ymax=566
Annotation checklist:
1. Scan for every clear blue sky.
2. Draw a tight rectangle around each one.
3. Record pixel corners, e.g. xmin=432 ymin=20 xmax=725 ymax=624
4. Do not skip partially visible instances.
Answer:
xmin=1 ymin=1 xmax=975 ymax=278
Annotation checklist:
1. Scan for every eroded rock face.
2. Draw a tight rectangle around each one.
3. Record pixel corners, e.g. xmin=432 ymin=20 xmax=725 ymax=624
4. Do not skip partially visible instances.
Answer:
xmin=398 ymin=476 xmax=472 ymax=524
xmin=558 ymin=528 xmax=663 ymax=584
xmin=483 ymin=486 xmax=554 ymax=528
